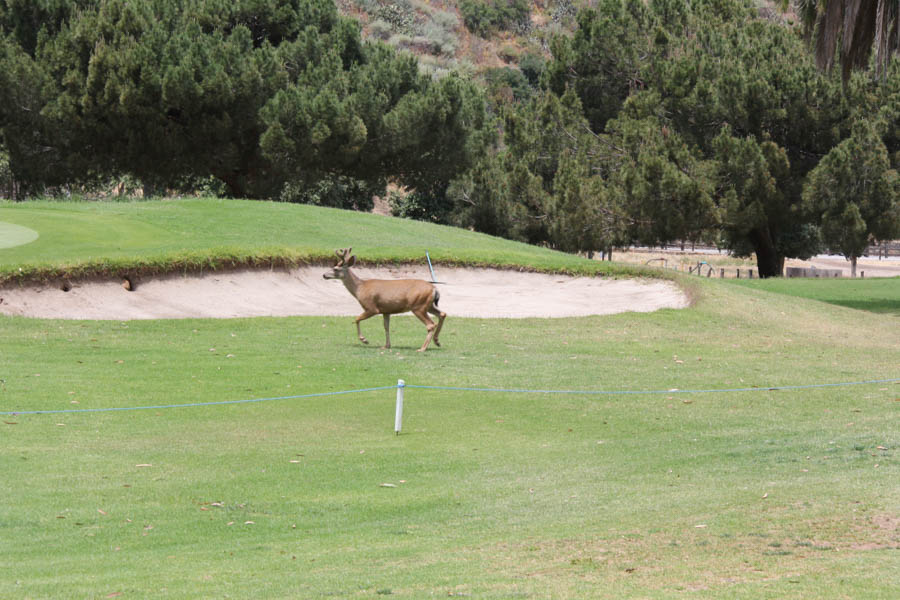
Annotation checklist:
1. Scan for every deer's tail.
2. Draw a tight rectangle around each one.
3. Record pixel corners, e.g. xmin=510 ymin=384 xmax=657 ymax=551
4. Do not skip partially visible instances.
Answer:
xmin=433 ymin=288 xmax=440 ymax=307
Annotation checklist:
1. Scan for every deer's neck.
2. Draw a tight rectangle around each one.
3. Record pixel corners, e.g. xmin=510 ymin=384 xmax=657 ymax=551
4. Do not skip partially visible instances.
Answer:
xmin=342 ymin=269 xmax=365 ymax=298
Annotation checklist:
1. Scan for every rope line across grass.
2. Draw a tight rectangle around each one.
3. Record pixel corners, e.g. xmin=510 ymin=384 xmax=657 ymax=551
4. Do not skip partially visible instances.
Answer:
xmin=402 ymin=378 xmax=900 ymax=395
xmin=2 ymin=378 xmax=898 ymax=416
xmin=3 ymin=386 xmax=399 ymax=415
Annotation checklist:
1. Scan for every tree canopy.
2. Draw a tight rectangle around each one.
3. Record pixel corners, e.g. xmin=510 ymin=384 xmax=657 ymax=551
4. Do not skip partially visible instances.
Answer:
xmin=803 ymin=118 xmax=900 ymax=275
xmin=0 ymin=0 xmax=488 ymax=199
xmin=444 ymin=0 xmax=898 ymax=276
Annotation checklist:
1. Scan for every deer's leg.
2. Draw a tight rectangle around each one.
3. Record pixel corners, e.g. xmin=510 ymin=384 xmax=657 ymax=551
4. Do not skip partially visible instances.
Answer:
xmin=355 ymin=311 xmax=377 ymax=345
xmin=382 ymin=314 xmax=391 ymax=349
xmin=427 ymin=305 xmax=447 ymax=347
xmin=412 ymin=310 xmax=437 ymax=352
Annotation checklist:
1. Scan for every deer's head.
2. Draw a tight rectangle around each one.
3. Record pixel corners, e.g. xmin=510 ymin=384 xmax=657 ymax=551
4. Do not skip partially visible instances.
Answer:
xmin=323 ymin=247 xmax=356 ymax=280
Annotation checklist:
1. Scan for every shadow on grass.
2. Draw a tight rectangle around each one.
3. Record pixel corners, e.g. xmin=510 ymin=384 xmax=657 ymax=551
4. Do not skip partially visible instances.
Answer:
xmin=821 ymin=298 xmax=900 ymax=316
xmin=727 ymin=277 xmax=900 ymax=317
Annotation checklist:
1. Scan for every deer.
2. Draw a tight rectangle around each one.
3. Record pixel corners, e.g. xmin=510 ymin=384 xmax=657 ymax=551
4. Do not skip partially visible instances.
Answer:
xmin=323 ymin=248 xmax=446 ymax=352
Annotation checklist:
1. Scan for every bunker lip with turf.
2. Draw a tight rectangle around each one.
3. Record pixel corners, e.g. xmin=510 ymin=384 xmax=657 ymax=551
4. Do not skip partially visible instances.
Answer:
xmin=0 ymin=266 xmax=687 ymax=320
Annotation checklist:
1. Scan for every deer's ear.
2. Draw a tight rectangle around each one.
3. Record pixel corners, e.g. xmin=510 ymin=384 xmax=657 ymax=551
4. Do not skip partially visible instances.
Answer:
xmin=347 ymin=255 xmax=356 ymax=267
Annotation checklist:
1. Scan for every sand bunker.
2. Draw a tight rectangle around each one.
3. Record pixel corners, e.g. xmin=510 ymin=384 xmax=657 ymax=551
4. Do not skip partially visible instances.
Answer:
xmin=0 ymin=266 xmax=688 ymax=320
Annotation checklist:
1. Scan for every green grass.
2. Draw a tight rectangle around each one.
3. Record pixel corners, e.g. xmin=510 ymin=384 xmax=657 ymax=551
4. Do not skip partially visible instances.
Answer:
xmin=0 ymin=221 xmax=39 ymax=248
xmin=0 ymin=198 xmax=644 ymax=283
xmin=728 ymin=276 xmax=900 ymax=316
xmin=1 ymin=199 xmax=898 ymax=598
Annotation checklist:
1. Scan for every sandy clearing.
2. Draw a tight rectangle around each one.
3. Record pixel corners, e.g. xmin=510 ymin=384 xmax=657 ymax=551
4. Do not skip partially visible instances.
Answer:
xmin=0 ymin=266 xmax=688 ymax=320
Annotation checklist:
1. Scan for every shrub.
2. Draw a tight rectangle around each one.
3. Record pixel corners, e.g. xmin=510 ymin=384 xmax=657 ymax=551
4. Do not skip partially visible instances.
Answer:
xmin=389 ymin=189 xmax=453 ymax=223
xmin=368 ymin=18 xmax=393 ymax=40
xmin=421 ymin=10 xmax=460 ymax=56
xmin=498 ymin=44 xmax=520 ymax=63
xmin=280 ymin=176 xmax=378 ymax=211
xmin=518 ymin=52 xmax=545 ymax=86
xmin=484 ymin=67 xmax=533 ymax=102
xmin=392 ymin=34 xmax=442 ymax=55
xmin=460 ymin=0 xmax=531 ymax=37
xmin=374 ymin=0 xmax=417 ymax=35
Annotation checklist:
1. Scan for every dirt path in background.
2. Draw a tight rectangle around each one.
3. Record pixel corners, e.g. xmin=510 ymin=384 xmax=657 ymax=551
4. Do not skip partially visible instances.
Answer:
xmin=0 ymin=266 xmax=688 ymax=320
xmin=615 ymin=247 xmax=900 ymax=278
xmin=791 ymin=256 xmax=900 ymax=278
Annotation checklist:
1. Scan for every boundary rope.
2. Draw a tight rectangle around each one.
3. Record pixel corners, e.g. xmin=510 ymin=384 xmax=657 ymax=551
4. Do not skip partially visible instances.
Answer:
xmin=2 ymin=385 xmax=398 ymax=416
xmin=3 ymin=378 xmax=897 ymax=416
xmin=403 ymin=378 xmax=900 ymax=395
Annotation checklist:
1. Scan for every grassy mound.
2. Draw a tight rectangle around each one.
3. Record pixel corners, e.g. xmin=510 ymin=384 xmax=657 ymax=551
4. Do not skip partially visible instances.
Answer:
xmin=0 ymin=198 xmax=652 ymax=285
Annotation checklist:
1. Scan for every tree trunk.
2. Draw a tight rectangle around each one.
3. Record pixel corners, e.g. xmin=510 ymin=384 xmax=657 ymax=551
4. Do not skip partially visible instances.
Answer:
xmin=217 ymin=172 xmax=247 ymax=198
xmin=141 ymin=182 xmax=157 ymax=199
xmin=752 ymin=230 xmax=784 ymax=278
xmin=850 ymin=255 xmax=858 ymax=278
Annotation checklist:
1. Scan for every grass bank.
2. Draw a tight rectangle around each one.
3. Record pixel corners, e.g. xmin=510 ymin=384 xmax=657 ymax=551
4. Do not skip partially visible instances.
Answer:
xmin=0 ymin=198 xmax=650 ymax=285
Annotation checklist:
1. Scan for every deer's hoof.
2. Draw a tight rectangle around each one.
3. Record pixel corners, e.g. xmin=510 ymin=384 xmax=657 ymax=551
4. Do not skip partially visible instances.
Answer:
xmin=433 ymin=340 xmax=441 ymax=347
xmin=360 ymin=338 xmax=369 ymax=345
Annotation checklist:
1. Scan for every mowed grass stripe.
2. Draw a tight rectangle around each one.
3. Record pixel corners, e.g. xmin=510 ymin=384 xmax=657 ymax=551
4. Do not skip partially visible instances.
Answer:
xmin=0 ymin=221 xmax=39 ymax=248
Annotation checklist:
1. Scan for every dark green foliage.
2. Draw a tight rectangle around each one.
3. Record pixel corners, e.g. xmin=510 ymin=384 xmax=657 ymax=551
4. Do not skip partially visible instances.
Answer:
xmin=459 ymin=0 xmax=530 ymax=37
xmin=449 ymin=90 xmax=627 ymax=253
xmin=483 ymin=66 xmax=533 ymax=102
xmin=389 ymin=189 xmax=453 ymax=223
xmin=537 ymin=0 xmax=853 ymax=274
xmin=803 ymin=119 xmax=900 ymax=272
xmin=280 ymin=175 xmax=379 ymax=211
xmin=606 ymin=92 xmax=719 ymax=248
xmin=713 ymin=128 xmax=803 ymax=277
xmin=462 ymin=0 xmax=897 ymax=272
xmin=517 ymin=52 xmax=545 ymax=87
xmin=0 ymin=0 xmax=487 ymax=200
xmin=447 ymin=151 xmax=547 ymax=242
xmin=0 ymin=0 xmax=91 ymax=55
xmin=548 ymin=147 xmax=625 ymax=255
xmin=261 ymin=46 xmax=489 ymax=198
xmin=543 ymin=0 xmax=656 ymax=132
xmin=652 ymin=11 xmax=845 ymax=275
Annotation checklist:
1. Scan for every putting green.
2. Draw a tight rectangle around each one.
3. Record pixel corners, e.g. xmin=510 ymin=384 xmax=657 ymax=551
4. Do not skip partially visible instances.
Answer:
xmin=0 ymin=221 xmax=39 ymax=248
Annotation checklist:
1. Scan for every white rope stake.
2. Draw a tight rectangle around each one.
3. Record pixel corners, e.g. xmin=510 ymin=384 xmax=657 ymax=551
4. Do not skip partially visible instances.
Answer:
xmin=394 ymin=379 xmax=405 ymax=435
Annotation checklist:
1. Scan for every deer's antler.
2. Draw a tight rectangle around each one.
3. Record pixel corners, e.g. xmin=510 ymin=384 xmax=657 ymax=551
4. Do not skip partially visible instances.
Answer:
xmin=334 ymin=247 xmax=353 ymax=265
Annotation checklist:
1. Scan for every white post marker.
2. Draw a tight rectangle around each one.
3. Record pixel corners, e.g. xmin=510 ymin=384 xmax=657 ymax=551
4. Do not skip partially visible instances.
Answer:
xmin=394 ymin=379 xmax=405 ymax=435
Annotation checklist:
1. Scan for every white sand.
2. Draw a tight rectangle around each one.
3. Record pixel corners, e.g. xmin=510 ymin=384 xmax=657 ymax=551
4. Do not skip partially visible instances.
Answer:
xmin=0 ymin=266 xmax=688 ymax=320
